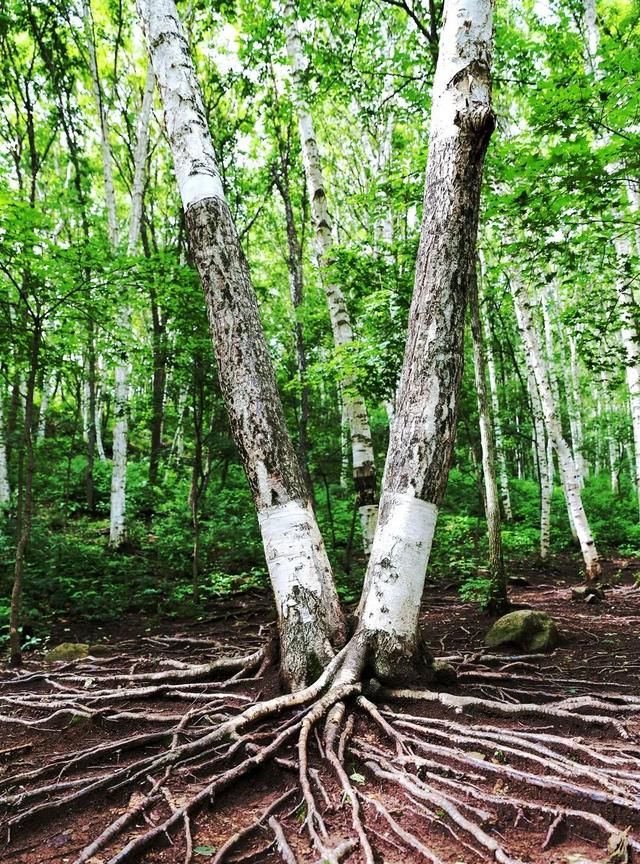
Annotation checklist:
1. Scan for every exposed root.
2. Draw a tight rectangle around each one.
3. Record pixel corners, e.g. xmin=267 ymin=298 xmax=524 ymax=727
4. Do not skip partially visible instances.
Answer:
xmin=1 ymin=630 xmax=639 ymax=864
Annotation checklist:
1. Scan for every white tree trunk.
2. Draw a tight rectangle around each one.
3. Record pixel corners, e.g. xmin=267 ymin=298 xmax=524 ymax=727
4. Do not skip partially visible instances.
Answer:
xmin=480 ymin=267 xmax=512 ymax=520
xmin=0 ymin=393 xmax=10 ymax=506
xmin=109 ymin=62 xmax=156 ymax=548
xmin=470 ymin=267 xmax=507 ymax=608
xmin=512 ymin=274 xmax=601 ymax=580
xmin=37 ymin=374 xmax=53 ymax=442
xmin=137 ymin=0 xmax=345 ymax=689
xmin=285 ymin=3 xmax=378 ymax=553
xmin=540 ymin=285 xmax=579 ymax=538
xmin=527 ymin=367 xmax=552 ymax=560
xmin=356 ymin=0 xmax=496 ymax=680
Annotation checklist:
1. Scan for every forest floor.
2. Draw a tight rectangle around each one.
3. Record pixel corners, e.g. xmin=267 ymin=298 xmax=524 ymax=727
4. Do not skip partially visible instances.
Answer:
xmin=1 ymin=555 xmax=640 ymax=864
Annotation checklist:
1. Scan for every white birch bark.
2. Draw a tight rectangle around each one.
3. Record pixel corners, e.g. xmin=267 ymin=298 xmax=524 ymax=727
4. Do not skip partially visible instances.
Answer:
xmin=37 ymin=374 xmax=53 ymax=441
xmin=0 ymin=393 xmax=10 ymax=506
xmin=614 ymin=230 xmax=640 ymax=517
xmin=540 ymin=285 xmax=579 ymax=538
xmin=284 ymin=3 xmax=378 ymax=553
xmin=527 ymin=367 xmax=552 ymax=560
xmin=480 ymin=274 xmax=512 ymax=520
xmin=137 ymin=0 xmax=345 ymax=689
xmin=470 ymin=268 xmax=507 ymax=607
xmin=109 ymin=62 xmax=156 ymax=548
xmin=355 ymin=0 xmax=496 ymax=680
xmin=512 ymin=274 xmax=601 ymax=580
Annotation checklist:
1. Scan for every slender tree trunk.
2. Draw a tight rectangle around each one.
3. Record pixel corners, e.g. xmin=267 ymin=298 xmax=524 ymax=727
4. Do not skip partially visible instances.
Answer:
xmin=109 ymin=62 xmax=155 ymax=545
xmin=273 ymin=160 xmax=313 ymax=495
xmin=284 ymin=3 xmax=378 ymax=553
xmin=527 ymin=366 xmax=552 ymax=560
xmin=10 ymin=324 xmax=41 ymax=665
xmin=137 ymin=0 xmax=345 ymax=690
xmin=85 ymin=324 xmax=97 ymax=513
xmin=0 ymin=391 xmax=10 ymax=506
xmin=511 ymin=274 xmax=601 ymax=580
xmin=469 ymin=266 xmax=507 ymax=612
xmin=613 ymin=232 xmax=640 ymax=518
xmin=354 ymin=0 xmax=495 ymax=681
xmin=149 ymin=281 xmax=167 ymax=488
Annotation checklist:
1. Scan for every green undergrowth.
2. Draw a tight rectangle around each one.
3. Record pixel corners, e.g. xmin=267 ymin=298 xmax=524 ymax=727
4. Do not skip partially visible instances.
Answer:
xmin=1 ymin=462 xmax=639 ymax=646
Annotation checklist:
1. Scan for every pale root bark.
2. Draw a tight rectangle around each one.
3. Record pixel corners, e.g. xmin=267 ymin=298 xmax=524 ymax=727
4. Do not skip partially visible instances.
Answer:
xmin=527 ymin=367 xmax=552 ymax=560
xmin=0 ymin=394 xmax=10 ymax=505
xmin=137 ymin=0 xmax=345 ymax=688
xmin=356 ymin=0 xmax=495 ymax=679
xmin=469 ymin=267 xmax=506 ymax=609
xmin=512 ymin=275 xmax=601 ymax=580
xmin=284 ymin=3 xmax=378 ymax=553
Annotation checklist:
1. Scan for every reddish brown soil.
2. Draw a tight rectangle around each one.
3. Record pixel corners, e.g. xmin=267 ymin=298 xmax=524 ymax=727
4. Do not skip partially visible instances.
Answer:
xmin=1 ymin=555 xmax=639 ymax=864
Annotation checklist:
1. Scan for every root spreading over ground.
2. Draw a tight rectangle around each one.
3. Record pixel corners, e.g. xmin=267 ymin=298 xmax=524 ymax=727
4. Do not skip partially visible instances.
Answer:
xmin=2 ymin=566 xmax=640 ymax=864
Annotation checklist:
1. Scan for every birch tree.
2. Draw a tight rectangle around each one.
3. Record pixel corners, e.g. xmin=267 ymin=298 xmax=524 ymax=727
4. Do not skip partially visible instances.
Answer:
xmin=137 ymin=0 xmax=345 ymax=691
xmin=512 ymin=273 xmax=601 ymax=580
xmin=284 ymin=2 xmax=379 ymax=553
xmin=469 ymin=264 xmax=508 ymax=611
xmin=0 ymin=392 xmax=9 ymax=506
xmin=354 ymin=0 xmax=496 ymax=680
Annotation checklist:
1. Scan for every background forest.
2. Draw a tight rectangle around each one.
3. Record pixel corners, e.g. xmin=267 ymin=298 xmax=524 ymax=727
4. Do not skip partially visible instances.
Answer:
xmin=1 ymin=0 xmax=639 ymax=643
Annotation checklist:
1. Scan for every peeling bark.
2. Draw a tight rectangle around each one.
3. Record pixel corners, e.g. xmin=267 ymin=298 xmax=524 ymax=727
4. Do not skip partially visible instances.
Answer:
xmin=356 ymin=0 xmax=496 ymax=679
xmin=137 ymin=0 xmax=345 ymax=689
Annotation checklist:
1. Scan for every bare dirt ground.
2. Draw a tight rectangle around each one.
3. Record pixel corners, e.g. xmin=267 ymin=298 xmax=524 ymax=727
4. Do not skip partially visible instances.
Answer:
xmin=1 ymin=555 xmax=639 ymax=864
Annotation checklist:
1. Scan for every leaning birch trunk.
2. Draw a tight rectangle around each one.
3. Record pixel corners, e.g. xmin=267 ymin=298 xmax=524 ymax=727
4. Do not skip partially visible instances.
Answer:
xmin=137 ymin=0 xmax=345 ymax=690
xmin=614 ymin=231 xmax=640 ymax=518
xmin=354 ymin=0 xmax=495 ymax=681
xmin=110 ymin=63 xmax=155 ymax=547
xmin=469 ymin=265 xmax=507 ymax=611
xmin=526 ymin=366 xmax=552 ymax=561
xmin=0 ymin=393 xmax=10 ymax=506
xmin=284 ymin=3 xmax=378 ymax=554
xmin=512 ymin=274 xmax=601 ymax=580
xmin=540 ymin=284 xmax=579 ymax=539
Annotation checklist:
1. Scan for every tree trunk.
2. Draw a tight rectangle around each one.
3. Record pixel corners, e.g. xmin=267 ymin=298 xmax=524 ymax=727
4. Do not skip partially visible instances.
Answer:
xmin=137 ymin=0 xmax=345 ymax=690
xmin=109 ymin=61 xmax=155 ymax=546
xmin=284 ymin=2 xmax=378 ymax=553
xmin=469 ymin=265 xmax=507 ymax=612
xmin=10 ymin=323 xmax=41 ymax=665
xmin=511 ymin=274 xmax=601 ymax=580
xmin=613 ymin=231 xmax=640 ymax=519
xmin=273 ymin=157 xmax=313 ymax=496
xmin=0 ymin=390 xmax=10 ymax=506
xmin=527 ymin=366 xmax=552 ymax=561
xmin=354 ymin=0 xmax=495 ymax=682
xmin=149 ymin=280 xmax=167 ymax=488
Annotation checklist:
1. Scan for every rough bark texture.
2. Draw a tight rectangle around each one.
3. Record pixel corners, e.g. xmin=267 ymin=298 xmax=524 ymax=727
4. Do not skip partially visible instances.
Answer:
xmin=285 ymin=2 xmax=378 ymax=552
xmin=469 ymin=266 xmax=507 ymax=612
xmin=356 ymin=0 xmax=495 ymax=681
xmin=512 ymin=274 xmax=601 ymax=580
xmin=138 ymin=0 xmax=345 ymax=689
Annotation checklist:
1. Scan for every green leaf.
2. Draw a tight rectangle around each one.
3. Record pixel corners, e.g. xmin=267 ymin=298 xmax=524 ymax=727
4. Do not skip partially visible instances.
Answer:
xmin=194 ymin=846 xmax=217 ymax=857
xmin=349 ymin=771 xmax=366 ymax=784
